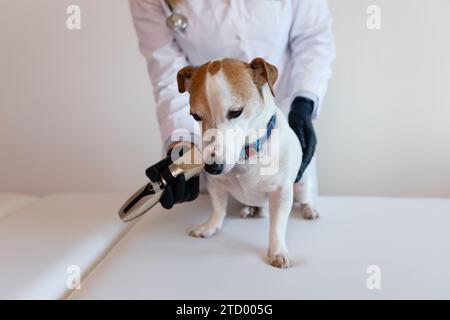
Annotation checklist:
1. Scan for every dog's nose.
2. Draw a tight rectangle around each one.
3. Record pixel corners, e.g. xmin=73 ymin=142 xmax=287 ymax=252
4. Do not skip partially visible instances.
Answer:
xmin=204 ymin=162 xmax=223 ymax=175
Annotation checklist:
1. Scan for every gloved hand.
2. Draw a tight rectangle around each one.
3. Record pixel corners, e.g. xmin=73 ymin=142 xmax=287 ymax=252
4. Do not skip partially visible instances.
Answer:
xmin=288 ymin=96 xmax=317 ymax=183
xmin=145 ymin=144 xmax=200 ymax=209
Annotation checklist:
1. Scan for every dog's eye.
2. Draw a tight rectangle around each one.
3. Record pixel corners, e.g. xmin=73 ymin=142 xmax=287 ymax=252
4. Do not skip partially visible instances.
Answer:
xmin=227 ymin=107 xmax=244 ymax=119
xmin=191 ymin=113 xmax=202 ymax=121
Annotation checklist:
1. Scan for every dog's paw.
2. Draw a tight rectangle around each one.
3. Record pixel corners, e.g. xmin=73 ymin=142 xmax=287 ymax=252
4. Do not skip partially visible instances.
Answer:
xmin=189 ymin=225 xmax=218 ymax=238
xmin=300 ymin=203 xmax=319 ymax=220
xmin=268 ymin=252 xmax=291 ymax=269
xmin=240 ymin=206 xmax=266 ymax=218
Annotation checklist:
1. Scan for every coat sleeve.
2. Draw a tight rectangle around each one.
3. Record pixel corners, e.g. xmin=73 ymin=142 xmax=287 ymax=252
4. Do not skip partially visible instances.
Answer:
xmin=289 ymin=0 xmax=336 ymax=117
xmin=129 ymin=0 xmax=200 ymax=150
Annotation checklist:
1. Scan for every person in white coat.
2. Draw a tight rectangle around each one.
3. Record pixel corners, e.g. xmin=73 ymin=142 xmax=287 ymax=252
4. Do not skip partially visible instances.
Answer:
xmin=129 ymin=0 xmax=336 ymax=209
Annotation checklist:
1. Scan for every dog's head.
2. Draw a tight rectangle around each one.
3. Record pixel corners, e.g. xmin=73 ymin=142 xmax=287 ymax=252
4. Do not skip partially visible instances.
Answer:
xmin=177 ymin=58 xmax=278 ymax=175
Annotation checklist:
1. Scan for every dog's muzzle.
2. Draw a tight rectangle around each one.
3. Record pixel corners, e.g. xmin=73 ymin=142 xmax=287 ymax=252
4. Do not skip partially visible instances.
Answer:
xmin=204 ymin=163 xmax=224 ymax=175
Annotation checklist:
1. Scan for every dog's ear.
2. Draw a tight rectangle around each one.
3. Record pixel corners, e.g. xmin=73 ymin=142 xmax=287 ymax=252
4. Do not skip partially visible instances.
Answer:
xmin=177 ymin=65 xmax=198 ymax=93
xmin=249 ymin=57 xmax=278 ymax=96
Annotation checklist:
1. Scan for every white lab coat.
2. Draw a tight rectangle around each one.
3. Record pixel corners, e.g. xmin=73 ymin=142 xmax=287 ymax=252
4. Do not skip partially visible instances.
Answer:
xmin=129 ymin=0 xmax=335 ymax=196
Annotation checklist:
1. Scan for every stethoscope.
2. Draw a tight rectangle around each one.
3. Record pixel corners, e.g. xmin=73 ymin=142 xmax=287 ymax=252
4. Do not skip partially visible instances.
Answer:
xmin=162 ymin=0 xmax=188 ymax=32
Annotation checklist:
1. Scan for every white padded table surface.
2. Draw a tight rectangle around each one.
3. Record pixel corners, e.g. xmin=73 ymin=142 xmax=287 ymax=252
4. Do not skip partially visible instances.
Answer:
xmin=0 ymin=193 xmax=39 ymax=219
xmin=70 ymin=195 xmax=450 ymax=299
xmin=0 ymin=193 xmax=134 ymax=299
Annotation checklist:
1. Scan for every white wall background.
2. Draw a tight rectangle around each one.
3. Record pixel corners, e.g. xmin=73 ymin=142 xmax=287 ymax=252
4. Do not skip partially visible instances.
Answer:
xmin=0 ymin=0 xmax=449 ymax=197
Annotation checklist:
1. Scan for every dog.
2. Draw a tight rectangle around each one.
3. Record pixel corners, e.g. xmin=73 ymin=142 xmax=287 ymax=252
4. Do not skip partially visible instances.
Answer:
xmin=177 ymin=57 xmax=318 ymax=268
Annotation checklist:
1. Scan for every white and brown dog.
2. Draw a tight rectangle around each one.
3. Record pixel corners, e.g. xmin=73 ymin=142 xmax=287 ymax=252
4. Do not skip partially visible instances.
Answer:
xmin=177 ymin=58 xmax=318 ymax=268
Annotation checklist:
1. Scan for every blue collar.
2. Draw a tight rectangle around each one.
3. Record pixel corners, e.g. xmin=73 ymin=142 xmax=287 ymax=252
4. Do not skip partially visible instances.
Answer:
xmin=239 ymin=114 xmax=277 ymax=160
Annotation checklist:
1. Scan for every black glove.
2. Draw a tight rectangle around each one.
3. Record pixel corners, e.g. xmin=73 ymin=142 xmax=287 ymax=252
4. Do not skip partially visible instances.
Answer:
xmin=145 ymin=144 xmax=200 ymax=209
xmin=288 ymin=96 xmax=317 ymax=183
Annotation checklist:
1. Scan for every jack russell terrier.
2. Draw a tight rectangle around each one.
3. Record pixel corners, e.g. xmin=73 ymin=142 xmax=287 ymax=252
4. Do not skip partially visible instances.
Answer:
xmin=177 ymin=57 xmax=318 ymax=268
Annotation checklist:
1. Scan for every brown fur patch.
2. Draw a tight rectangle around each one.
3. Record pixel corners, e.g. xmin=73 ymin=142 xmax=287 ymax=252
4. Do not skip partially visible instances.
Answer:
xmin=221 ymin=58 xmax=254 ymax=104
xmin=177 ymin=65 xmax=197 ymax=93
xmin=208 ymin=60 xmax=221 ymax=75
xmin=220 ymin=59 xmax=262 ymax=121
xmin=188 ymin=63 xmax=212 ymax=130
xmin=249 ymin=57 xmax=278 ymax=96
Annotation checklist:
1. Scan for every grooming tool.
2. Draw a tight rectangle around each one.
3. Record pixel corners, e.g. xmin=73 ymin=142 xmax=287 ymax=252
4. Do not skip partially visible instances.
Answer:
xmin=118 ymin=147 xmax=203 ymax=222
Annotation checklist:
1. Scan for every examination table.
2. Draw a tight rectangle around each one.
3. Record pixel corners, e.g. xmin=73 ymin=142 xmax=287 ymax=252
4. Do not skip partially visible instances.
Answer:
xmin=0 ymin=192 xmax=449 ymax=299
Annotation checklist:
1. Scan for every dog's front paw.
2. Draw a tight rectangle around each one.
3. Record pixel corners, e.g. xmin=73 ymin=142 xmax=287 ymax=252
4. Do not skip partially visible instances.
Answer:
xmin=268 ymin=252 xmax=291 ymax=269
xmin=189 ymin=225 xmax=218 ymax=238
xmin=300 ymin=203 xmax=319 ymax=220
